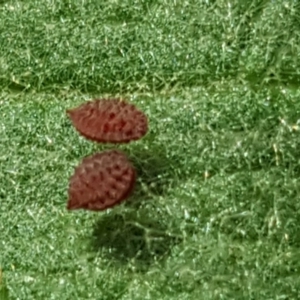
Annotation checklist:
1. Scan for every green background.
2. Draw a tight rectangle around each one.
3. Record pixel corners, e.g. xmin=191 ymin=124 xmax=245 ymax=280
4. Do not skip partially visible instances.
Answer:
xmin=1 ymin=0 xmax=300 ymax=299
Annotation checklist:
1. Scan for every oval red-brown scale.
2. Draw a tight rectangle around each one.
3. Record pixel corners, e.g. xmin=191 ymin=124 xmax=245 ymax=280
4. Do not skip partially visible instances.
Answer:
xmin=66 ymin=99 xmax=148 ymax=143
xmin=67 ymin=150 xmax=136 ymax=211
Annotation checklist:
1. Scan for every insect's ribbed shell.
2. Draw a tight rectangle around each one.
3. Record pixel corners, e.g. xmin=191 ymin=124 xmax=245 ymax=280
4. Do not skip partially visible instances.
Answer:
xmin=66 ymin=99 xmax=148 ymax=143
xmin=67 ymin=150 xmax=136 ymax=211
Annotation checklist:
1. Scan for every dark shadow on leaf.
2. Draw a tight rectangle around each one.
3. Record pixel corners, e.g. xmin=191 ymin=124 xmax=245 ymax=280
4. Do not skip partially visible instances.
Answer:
xmin=90 ymin=211 xmax=181 ymax=272
xmin=120 ymin=143 xmax=180 ymax=209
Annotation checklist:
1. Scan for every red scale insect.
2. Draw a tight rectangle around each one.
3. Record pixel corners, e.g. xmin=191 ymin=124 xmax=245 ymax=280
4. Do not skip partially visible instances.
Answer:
xmin=66 ymin=98 xmax=148 ymax=144
xmin=67 ymin=150 xmax=136 ymax=211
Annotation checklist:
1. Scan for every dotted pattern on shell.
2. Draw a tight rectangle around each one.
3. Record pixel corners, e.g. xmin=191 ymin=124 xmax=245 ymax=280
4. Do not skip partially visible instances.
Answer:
xmin=66 ymin=99 xmax=148 ymax=143
xmin=67 ymin=150 xmax=136 ymax=211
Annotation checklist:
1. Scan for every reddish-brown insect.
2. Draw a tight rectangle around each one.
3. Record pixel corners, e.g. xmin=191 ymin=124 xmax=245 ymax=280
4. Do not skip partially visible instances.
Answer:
xmin=67 ymin=150 xmax=136 ymax=211
xmin=66 ymin=98 xmax=148 ymax=143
